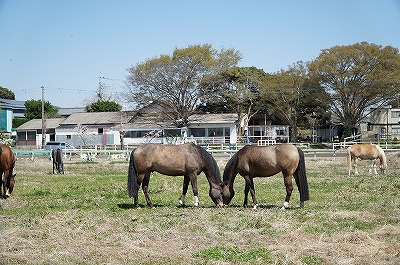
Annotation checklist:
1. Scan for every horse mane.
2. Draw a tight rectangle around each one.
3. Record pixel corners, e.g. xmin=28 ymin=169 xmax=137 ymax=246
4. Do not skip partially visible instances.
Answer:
xmin=376 ymin=145 xmax=387 ymax=169
xmin=194 ymin=144 xmax=221 ymax=183
xmin=223 ymin=152 xmax=238 ymax=182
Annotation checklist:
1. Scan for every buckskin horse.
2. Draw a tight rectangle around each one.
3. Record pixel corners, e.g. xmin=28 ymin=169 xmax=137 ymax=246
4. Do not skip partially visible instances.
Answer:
xmin=52 ymin=148 xmax=64 ymax=174
xmin=127 ymin=143 xmax=224 ymax=208
xmin=347 ymin=143 xmax=387 ymax=176
xmin=0 ymin=144 xmax=16 ymax=199
xmin=222 ymin=144 xmax=309 ymax=209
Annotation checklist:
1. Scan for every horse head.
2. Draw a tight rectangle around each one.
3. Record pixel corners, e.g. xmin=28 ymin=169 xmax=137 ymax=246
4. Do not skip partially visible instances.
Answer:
xmin=221 ymin=181 xmax=235 ymax=205
xmin=209 ymin=183 xmax=224 ymax=207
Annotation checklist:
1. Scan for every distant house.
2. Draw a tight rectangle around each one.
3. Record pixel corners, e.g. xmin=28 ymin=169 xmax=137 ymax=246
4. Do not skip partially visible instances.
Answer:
xmin=0 ymin=99 xmax=25 ymax=133
xmin=367 ymin=107 xmax=400 ymax=141
xmin=116 ymin=113 xmax=242 ymax=145
xmin=16 ymin=118 xmax=65 ymax=147
xmin=15 ymin=109 xmax=260 ymax=147
xmin=55 ymin=111 xmax=135 ymax=147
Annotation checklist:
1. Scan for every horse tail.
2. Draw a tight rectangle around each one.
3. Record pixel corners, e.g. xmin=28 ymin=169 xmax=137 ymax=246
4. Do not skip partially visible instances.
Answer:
xmin=295 ymin=147 xmax=309 ymax=202
xmin=127 ymin=150 xmax=138 ymax=199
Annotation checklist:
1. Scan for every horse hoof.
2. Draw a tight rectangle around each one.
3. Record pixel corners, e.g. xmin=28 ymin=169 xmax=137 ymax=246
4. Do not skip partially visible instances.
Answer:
xmin=253 ymin=204 xmax=258 ymax=209
xmin=299 ymin=201 xmax=304 ymax=208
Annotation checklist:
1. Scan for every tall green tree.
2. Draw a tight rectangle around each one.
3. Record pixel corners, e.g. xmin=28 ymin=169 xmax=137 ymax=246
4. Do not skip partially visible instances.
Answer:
xmin=86 ymin=100 xmax=122 ymax=112
xmin=199 ymin=66 xmax=269 ymax=135
xmin=0 ymin=86 xmax=15 ymax=99
xmin=309 ymin=42 xmax=400 ymax=137
xmin=125 ymin=44 xmax=242 ymax=126
xmin=262 ymin=61 xmax=316 ymax=142
xmin=24 ymin=99 xmax=59 ymax=119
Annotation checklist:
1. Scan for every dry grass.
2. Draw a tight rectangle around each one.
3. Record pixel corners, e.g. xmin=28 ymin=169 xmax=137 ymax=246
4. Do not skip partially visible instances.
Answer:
xmin=1 ymin=153 xmax=399 ymax=264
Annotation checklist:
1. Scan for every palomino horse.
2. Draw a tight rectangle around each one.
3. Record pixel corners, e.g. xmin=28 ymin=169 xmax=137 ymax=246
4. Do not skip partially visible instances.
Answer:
xmin=347 ymin=144 xmax=387 ymax=176
xmin=52 ymin=148 xmax=64 ymax=174
xmin=127 ymin=143 xmax=224 ymax=208
xmin=0 ymin=144 xmax=16 ymax=199
xmin=222 ymin=144 xmax=309 ymax=209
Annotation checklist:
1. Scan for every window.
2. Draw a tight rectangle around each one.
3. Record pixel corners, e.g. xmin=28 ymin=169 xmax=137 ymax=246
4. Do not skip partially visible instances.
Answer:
xmin=164 ymin=129 xmax=181 ymax=137
xmin=66 ymin=135 xmax=71 ymax=139
xmin=391 ymin=111 xmax=400 ymax=118
xmin=190 ymin=128 xmax=205 ymax=137
xmin=124 ymin=130 xmax=156 ymax=138
xmin=392 ymin=128 xmax=400 ymax=135
xmin=208 ymin=128 xmax=224 ymax=137
xmin=98 ymin=128 xmax=104 ymax=134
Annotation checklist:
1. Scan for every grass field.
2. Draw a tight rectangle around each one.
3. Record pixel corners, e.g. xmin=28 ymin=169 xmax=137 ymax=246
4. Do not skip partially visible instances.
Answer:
xmin=1 ymin=153 xmax=399 ymax=264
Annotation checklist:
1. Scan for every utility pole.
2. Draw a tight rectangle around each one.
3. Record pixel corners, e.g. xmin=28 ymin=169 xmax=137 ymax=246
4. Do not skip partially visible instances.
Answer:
xmin=41 ymin=86 xmax=46 ymax=149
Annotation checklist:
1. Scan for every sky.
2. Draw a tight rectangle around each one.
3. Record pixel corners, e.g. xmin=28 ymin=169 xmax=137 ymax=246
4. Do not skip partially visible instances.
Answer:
xmin=1 ymin=0 xmax=399 ymax=109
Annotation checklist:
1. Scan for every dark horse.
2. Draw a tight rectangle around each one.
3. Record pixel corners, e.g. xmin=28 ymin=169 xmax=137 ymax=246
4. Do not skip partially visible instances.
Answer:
xmin=52 ymin=148 xmax=64 ymax=174
xmin=0 ymin=144 xmax=16 ymax=199
xmin=222 ymin=144 xmax=309 ymax=209
xmin=127 ymin=142 xmax=224 ymax=208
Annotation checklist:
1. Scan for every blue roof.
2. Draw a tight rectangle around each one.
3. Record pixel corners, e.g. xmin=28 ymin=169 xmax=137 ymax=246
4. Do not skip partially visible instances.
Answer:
xmin=0 ymin=99 xmax=26 ymax=110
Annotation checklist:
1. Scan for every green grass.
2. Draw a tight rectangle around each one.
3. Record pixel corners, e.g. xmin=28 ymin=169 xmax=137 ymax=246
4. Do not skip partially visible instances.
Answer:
xmin=1 ymin=157 xmax=399 ymax=264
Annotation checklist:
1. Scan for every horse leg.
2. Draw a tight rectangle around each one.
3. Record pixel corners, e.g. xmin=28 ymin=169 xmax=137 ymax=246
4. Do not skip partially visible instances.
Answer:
xmin=189 ymin=174 xmax=199 ymax=207
xmin=179 ymin=176 xmax=190 ymax=206
xmin=373 ymin=159 xmax=378 ymax=174
xmin=243 ymin=175 xmax=257 ymax=209
xmin=141 ymin=173 xmax=154 ymax=208
xmin=243 ymin=181 xmax=250 ymax=207
xmin=1 ymin=170 xmax=5 ymax=199
xmin=282 ymin=174 xmax=294 ymax=210
xmin=354 ymin=158 xmax=359 ymax=175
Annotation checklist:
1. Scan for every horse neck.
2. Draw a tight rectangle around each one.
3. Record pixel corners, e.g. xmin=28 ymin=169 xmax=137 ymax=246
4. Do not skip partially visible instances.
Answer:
xmin=203 ymin=160 xmax=221 ymax=185
xmin=223 ymin=153 xmax=238 ymax=188
xmin=198 ymin=148 xmax=221 ymax=185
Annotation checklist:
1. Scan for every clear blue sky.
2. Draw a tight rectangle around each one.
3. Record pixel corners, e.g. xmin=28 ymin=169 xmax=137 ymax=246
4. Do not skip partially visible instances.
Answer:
xmin=1 ymin=0 xmax=399 ymax=108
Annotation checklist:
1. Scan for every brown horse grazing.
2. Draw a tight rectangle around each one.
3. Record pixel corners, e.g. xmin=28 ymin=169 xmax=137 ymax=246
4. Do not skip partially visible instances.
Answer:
xmin=0 ymin=144 xmax=16 ymax=199
xmin=52 ymin=148 xmax=64 ymax=174
xmin=222 ymin=144 xmax=309 ymax=209
xmin=347 ymin=144 xmax=387 ymax=176
xmin=127 ymin=143 xmax=224 ymax=208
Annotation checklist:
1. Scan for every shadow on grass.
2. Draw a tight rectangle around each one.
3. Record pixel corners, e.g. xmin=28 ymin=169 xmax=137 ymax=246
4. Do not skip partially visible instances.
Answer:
xmin=225 ymin=203 xmax=302 ymax=210
xmin=117 ymin=203 xmax=221 ymax=209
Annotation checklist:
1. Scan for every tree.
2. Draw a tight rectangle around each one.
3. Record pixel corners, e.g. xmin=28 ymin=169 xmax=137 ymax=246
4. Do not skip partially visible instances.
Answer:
xmin=309 ymin=42 xmax=400 ymax=137
xmin=86 ymin=100 xmax=122 ymax=112
xmin=262 ymin=61 xmax=316 ymax=142
xmin=0 ymin=86 xmax=15 ymax=99
xmin=125 ymin=44 xmax=242 ymax=126
xmin=24 ymin=99 xmax=59 ymax=120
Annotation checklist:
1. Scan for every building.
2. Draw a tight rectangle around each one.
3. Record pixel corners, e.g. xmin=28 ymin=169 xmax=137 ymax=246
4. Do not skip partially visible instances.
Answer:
xmin=0 ymin=99 xmax=25 ymax=133
xmin=367 ymin=107 xmax=400 ymax=141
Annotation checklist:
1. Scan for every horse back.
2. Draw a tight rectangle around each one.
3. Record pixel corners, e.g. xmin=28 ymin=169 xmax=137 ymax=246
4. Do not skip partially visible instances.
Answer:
xmin=0 ymin=144 xmax=15 ymax=170
xmin=237 ymin=144 xmax=299 ymax=177
xmin=134 ymin=143 xmax=201 ymax=175
xmin=350 ymin=144 xmax=380 ymax=159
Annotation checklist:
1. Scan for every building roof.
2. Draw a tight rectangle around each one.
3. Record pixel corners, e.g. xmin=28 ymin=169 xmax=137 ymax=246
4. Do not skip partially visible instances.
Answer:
xmin=57 ymin=107 xmax=86 ymax=117
xmin=188 ymin=113 xmax=239 ymax=124
xmin=16 ymin=118 xmax=66 ymax=130
xmin=60 ymin=111 xmax=136 ymax=125
xmin=115 ymin=115 xmax=176 ymax=130
xmin=0 ymin=99 xmax=25 ymax=110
